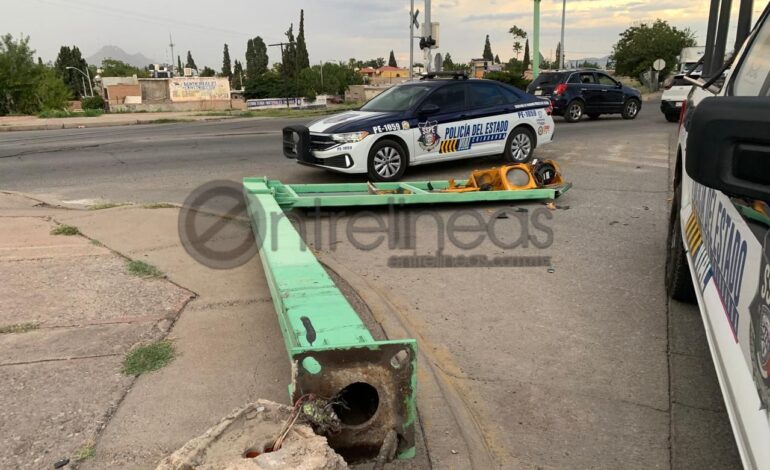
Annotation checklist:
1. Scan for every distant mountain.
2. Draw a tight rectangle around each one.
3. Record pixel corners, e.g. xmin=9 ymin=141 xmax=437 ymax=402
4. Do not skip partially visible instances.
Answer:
xmin=87 ymin=45 xmax=155 ymax=68
xmin=568 ymin=55 xmax=611 ymax=68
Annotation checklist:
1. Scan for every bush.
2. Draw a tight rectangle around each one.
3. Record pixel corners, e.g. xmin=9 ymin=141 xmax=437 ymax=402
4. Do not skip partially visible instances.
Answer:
xmin=81 ymin=95 xmax=104 ymax=110
xmin=0 ymin=35 xmax=71 ymax=115
xmin=484 ymin=71 xmax=532 ymax=91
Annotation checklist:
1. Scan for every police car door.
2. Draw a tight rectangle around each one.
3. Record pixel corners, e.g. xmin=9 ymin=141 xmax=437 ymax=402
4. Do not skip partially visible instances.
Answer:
xmin=460 ymin=81 xmax=511 ymax=157
xmin=683 ymin=14 xmax=770 ymax=466
xmin=412 ymin=83 xmax=470 ymax=163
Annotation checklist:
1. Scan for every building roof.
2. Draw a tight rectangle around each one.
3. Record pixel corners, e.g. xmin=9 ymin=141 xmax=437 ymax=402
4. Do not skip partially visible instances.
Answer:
xmin=359 ymin=67 xmax=377 ymax=73
xmin=378 ymin=66 xmax=407 ymax=71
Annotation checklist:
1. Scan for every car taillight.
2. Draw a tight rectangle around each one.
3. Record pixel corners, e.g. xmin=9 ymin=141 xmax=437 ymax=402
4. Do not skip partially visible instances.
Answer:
xmin=545 ymin=104 xmax=553 ymax=116
xmin=678 ymin=100 xmax=687 ymax=130
xmin=554 ymin=83 xmax=567 ymax=95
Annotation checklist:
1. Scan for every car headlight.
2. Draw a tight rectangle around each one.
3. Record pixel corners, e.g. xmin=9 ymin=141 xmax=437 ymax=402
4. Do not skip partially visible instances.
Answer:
xmin=330 ymin=131 xmax=369 ymax=143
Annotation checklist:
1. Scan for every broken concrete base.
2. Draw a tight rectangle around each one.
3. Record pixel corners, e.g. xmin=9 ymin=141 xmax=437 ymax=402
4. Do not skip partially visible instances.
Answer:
xmin=155 ymin=399 xmax=347 ymax=470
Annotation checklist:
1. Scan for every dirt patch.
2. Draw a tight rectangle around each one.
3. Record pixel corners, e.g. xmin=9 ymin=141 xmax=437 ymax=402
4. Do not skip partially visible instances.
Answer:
xmin=156 ymin=399 xmax=347 ymax=470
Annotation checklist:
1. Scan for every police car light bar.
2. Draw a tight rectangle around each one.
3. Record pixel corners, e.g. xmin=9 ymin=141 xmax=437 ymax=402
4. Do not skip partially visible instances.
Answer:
xmin=420 ymin=71 xmax=468 ymax=80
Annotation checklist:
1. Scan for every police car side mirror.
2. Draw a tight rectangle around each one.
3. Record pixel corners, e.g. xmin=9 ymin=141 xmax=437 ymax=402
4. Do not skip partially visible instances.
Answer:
xmin=686 ymin=96 xmax=770 ymax=201
xmin=418 ymin=103 xmax=440 ymax=116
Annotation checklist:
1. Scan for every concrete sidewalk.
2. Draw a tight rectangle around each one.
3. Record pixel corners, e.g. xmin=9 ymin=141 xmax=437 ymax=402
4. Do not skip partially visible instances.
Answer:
xmin=0 ymin=196 xmax=436 ymax=469
xmin=0 ymin=194 xmax=193 ymax=469
xmin=0 ymin=112 xmax=242 ymax=132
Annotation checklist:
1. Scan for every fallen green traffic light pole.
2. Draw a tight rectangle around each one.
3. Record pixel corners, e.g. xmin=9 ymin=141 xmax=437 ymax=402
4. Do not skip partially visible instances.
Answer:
xmin=242 ymin=174 xmax=570 ymax=461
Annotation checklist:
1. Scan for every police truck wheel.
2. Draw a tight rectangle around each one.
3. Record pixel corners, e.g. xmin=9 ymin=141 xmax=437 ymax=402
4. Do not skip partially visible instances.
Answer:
xmin=564 ymin=101 xmax=584 ymax=123
xmin=665 ymin=182 xmax=695 ymax=302
xmin=367 ymin=139 xmax=407 ymax=182
xmin=622 ymin=99 xmax=641 ymax=119
xmin=503 ymin=127 xmax=535 ymax=163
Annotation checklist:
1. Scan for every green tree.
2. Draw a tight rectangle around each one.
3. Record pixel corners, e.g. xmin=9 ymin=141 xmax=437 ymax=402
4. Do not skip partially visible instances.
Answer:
xmin=54 ymin=45 xmax=89 ymax=98
xmin=221 ymin=44 xmax=232 ymax=81
xmin=508 ymin=25 xmax=527 ymax=40
xmin=99 ymin=58 xmax=149 ymax=78
xmin=523 ymin=39 xmax=530 ymax=69
xmin=509 ymin=25 xmax=527 ymax=63
xmin=0 ymin=34 xmax=71 ymax=115
xmin=442 ymin=53 xmax=455 ymax=70
xmin=185 ymin=50 xmax=197 ymax=70
xmin=579 ymin=60 xmax=601 ymax=69
xmin=253 ymin=37 xmax=268 ymax=75
xmin=482 ymin=35 xmax=493 ymax=61
xmin=245 ymin=39 xmax=256 ymax=78
xmin=296 ymin=9 xmax=310 ymax=69
xmin=485 ymin=70 xmax=531 ymax=90
xmin=611 ymin=19 xmax=696 ymax=78
xmin=232 ymin=60 xmax=244 ymax=89
xmin=359 ymin=58 xmax=385 ymax=69
xmin=177 ymin=55 xmax=182 ymax=74
xmin=199 ymin=66 xmax=216 ymax=77
xmin=388 ymin=50 xmax=397 ymax=67
xmin=281 ymin=24 xmax=298 ymax=82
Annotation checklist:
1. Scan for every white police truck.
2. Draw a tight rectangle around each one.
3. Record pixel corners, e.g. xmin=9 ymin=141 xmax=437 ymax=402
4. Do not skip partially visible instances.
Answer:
xmin=666 ymin=2 xmax=770 ymax=468
xmin=283 ymin=74 xmax=554 ymax=182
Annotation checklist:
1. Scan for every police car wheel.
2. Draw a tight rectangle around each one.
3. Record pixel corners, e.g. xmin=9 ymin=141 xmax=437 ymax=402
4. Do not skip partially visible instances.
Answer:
xmin=622 ymin=99 xmax=640 ymax=119
xmin=368 ymin=139 xmax=407 ymax=182
xmin=504 ymin=127 xmax=535 ymax=163
xmin=665 ymin=182 xmax=696 ymax=302
xmin=564 ymin=101 xmax=584 ymax=123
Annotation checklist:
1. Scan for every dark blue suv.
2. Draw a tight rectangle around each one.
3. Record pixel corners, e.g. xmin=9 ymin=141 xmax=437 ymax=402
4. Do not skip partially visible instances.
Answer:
xmin=526 ymin=69 xmax=642 ymax=123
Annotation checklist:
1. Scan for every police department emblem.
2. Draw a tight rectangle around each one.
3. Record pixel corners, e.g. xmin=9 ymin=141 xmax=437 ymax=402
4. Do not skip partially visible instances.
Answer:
xmin=418 ymin=120 xmax=440 ymax=151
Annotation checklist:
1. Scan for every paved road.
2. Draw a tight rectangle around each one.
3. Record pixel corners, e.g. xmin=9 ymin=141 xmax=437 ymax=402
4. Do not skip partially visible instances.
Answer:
xmin=0 ymin=102 xmax=742 ymax=469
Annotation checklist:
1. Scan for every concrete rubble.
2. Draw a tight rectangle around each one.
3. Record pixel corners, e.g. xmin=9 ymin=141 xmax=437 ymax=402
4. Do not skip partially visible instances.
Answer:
xmin=155 ymin=399 xmax=347 ymax=470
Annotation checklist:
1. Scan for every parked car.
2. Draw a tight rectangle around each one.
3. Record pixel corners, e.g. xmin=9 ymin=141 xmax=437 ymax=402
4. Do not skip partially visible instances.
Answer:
xmin=526 ymin=69 xmax=642 ymax=122
xmin=661 ymin=74 xmax=697 ymax=122
xmin=283 ymin=74 xmax=555 ymax=182
xmin=666 ymin=2 xmax=770 ymax=468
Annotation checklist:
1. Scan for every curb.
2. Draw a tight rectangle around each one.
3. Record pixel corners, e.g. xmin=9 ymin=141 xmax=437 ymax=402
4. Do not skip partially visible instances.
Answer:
xmin=0 ymin=116 xmax=236 ymax=133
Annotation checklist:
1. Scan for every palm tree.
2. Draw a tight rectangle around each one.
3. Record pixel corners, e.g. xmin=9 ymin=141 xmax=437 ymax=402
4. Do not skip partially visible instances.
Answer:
xmin=513 ymin=42 xmax=523 ymax=60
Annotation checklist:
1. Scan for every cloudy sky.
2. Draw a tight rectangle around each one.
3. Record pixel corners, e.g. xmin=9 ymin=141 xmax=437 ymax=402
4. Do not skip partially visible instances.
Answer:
xmin=3 ymin=0 xmax=765 ymax=68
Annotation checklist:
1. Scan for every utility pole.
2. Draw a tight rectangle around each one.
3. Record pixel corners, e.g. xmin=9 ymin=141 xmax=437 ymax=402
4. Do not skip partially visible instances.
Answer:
xmin=410 ymin=0 xmax=415 ymax=80
xmin=268 ymin=42 xmax=292 ymax=108
xmin=533 ymin=0 xmax=541 ymax=78
xmin=560 ymin=0 xmax=566 ymax=69
xmin=169 ymin=33 xmax=175 ymax=74
xmin=423 ymin=0 xmax=432 ymax=73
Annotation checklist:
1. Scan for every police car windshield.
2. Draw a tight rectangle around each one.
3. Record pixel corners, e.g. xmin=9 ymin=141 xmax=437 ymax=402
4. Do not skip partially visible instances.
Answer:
xmin=360 ymin=85 xmax=433 ymax=112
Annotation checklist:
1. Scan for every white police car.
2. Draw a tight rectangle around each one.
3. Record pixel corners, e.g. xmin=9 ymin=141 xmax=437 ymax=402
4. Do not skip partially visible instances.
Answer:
xmin=283 ymin=74 xmax=555 ymax=182
xmin=667 ymin=3 xmax=770 ymax=468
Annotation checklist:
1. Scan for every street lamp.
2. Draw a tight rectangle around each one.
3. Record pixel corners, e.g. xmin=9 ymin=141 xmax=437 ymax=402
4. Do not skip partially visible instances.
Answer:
xmin=65 ymin=66 xmax=94 ymax=98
